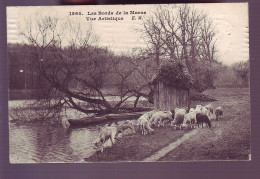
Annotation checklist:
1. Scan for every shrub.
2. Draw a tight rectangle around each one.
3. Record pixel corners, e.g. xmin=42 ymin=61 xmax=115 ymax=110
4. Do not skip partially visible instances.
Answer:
xmin=152 ymin=61 xmax=193 ymax=90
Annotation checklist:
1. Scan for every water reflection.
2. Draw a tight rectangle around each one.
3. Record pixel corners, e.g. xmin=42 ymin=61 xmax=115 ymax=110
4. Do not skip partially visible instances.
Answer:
xmin=9 ymin=120 xmax=125 ymax=163
xmin=9 ymin=121 xmax=104 ymax=163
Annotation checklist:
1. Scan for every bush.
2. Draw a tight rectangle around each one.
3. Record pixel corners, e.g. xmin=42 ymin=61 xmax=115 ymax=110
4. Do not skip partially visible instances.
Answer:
xmin=153 ymin=62 xmax=193 ymax=90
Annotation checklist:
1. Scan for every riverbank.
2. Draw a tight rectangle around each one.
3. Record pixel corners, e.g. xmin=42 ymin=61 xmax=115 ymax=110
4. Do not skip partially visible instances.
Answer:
xmin=86 ymin=126 xmax=190 ymax=162
xmin=159 ymin=88 xmax=251 ymax=161
xmin=86 ymin=88 xmax=250 ymax=162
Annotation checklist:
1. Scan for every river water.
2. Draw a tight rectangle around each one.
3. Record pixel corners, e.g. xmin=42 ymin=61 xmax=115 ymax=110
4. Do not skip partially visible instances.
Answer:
xmin=9 ymin=120 xmax=126 ymax=163
xmin=8 ymin=98 xmax=147 ymax=163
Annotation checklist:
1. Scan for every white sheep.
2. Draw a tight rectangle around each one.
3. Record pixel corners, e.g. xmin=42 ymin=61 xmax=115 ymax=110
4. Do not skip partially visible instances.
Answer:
xmin=137 ymin=111 xmax=156 ymax=132
xmin=138 ymin=116 xmax=154 ymax=135
xmin=93 ymin=126 xmax=117 ymax=153
xmin=141 ymin=110 xmax=157 ymax=122
xmin=182 ymin=111 xmax=196 ymax=127
xmin=171 ymin=108 xmax=187 ymax=126
xmin=116 ymin=121 xmax=136 ymax=135
xmin=150 ymin=111 xmax=173 ymax=127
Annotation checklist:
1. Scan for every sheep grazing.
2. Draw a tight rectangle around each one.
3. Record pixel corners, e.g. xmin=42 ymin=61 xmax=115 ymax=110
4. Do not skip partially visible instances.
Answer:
xmin=205 ymin=104 xmax=214 ymax=114
xmin=171 ymin=108 xmax=187 ymax=126
xmin=93 ymin=126 xmax=118 ymax=153
xmin=215 ymin=106 xmax=223 ymax=120
xmin=141 ymin=110 xmax=157 ymax=122
xmin=182 ymin=111 xmax=196 ymax=126
xmin=138 ymin=116 xmax=154 ymax=135
xmin=116 ymin=121 xmax=136 ymax=135
xmin=137 ymin=111 xmax=156 ymax=132
xmin=150 ymin=111 xmax=173 ymax=127
xmin=196 ymin=113 xmax=211 ymax=128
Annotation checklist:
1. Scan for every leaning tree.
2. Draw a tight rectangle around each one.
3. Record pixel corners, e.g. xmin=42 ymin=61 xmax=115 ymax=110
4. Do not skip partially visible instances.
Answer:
xmin=17 ymin=13 xmax=155 ymax=120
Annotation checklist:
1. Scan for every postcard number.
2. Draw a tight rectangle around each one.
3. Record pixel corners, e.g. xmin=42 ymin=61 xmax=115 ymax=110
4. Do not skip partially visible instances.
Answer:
xmin=69 ymin=12 xmax=83 ymax=15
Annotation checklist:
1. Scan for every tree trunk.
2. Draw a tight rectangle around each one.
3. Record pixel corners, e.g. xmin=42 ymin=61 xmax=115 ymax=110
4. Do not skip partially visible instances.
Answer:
xmin=134 ymin=95 xmax=140 ymax=108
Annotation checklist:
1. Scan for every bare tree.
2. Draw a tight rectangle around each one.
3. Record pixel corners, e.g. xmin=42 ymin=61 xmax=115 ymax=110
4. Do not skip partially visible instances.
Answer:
xmin=140 ymin=4 xmax=218 ymax=92
xmin=234 ymin=61 xmax=249 ymax=88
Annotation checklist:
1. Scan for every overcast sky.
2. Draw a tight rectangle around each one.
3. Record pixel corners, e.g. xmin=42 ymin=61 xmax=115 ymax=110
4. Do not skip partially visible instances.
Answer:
xmin=7 ymin=3 xmax=248 ymax=65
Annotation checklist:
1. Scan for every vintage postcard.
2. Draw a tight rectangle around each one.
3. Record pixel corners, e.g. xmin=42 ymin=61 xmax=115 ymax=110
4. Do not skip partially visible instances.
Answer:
xmin=7 ymin=3 xmax=250 ymax=163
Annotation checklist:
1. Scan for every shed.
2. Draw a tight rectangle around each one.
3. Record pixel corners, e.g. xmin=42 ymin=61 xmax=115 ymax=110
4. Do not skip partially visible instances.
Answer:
xmin=151 ymin=62 xmax=192 ymax=111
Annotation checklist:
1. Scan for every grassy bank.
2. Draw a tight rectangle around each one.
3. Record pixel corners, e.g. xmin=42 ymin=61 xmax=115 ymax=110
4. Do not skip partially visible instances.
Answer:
xmin=159 ymin=88 xmax=250 ymax=161
xmin=86 ymin=127 xmax=189 ymax=162
xmin=86 ymin=88 xmax=250 ymax=162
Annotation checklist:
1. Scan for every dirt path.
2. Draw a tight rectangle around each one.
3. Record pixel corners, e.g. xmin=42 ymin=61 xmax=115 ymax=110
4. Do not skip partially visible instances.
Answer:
xmin=143 ymin=129 xmax=198 ymax=161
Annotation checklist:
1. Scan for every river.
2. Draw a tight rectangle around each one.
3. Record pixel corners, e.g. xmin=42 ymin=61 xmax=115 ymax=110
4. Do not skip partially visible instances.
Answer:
xmin=9 ymin=120 xmax=126 ymax=163
xmin=9 ymin=99 xmax=140 ymax=163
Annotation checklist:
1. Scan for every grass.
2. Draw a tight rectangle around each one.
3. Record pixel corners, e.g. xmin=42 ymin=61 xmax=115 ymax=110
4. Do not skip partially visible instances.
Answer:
xmin=160 ymin=88 xmax=250 ymax=161
xmin=86 ymin=127 xmax=189 ymax=162
xmin=86 ymin=87 xmax=250 ymax=162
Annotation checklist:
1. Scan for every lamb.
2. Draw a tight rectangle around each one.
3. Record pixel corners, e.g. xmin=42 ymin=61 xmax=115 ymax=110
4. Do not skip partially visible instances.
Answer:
xmin=196 ymin=113 xmax=211 ymax=128
xmin=171 ymin=108 xmax=187 ymax=126
xmin=138 ymin=116 xmax=154 ymax=135
xmin=215 ymin=106 xmax=223 ymax=120
xmin=93 ymin=126 xmax=117 ymax=153
xmin=204 ymin=104 xmax=214 ymax=114
xmin=150 ymin=111 xmax=173 ymax=127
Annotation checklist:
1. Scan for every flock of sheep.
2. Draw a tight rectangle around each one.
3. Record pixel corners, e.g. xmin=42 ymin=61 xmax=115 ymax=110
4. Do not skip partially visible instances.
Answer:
xmin=93 ymin=104 xmax=224 ymax=152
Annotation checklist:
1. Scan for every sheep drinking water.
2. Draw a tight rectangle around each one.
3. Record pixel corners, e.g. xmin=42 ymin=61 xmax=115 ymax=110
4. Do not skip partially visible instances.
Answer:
xmin=93 ymin=126 xmax=118 ymax=153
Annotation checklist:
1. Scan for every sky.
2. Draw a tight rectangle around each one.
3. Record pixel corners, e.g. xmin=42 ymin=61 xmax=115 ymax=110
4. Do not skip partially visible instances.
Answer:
xmin=7 ymin=3 xmax=249 ymax=65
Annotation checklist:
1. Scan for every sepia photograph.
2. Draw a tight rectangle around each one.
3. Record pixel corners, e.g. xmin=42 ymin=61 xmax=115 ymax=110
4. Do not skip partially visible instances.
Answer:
xmin=7 ymin=3 xmax=250 ymax=163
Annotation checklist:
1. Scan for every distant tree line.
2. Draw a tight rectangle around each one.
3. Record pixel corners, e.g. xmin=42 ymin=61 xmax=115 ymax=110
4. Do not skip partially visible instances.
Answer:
xmin=8 ymin=43 xmax=249 ymax=91
xmin=214 ymin=60 xmax=249 ymax=88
